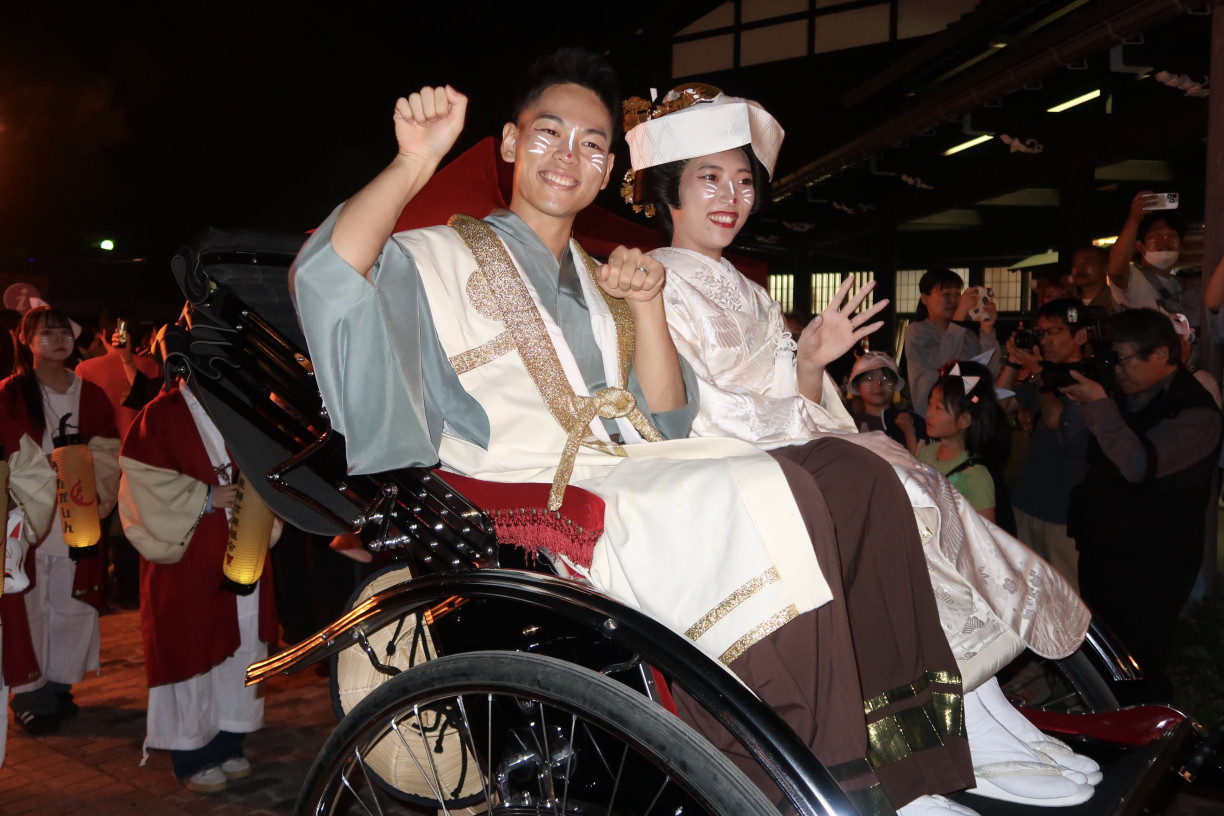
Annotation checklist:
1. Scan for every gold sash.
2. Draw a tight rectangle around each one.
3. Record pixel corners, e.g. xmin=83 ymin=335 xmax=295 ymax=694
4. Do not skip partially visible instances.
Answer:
xmin=448 ymin=215 xmax=663 ymax=509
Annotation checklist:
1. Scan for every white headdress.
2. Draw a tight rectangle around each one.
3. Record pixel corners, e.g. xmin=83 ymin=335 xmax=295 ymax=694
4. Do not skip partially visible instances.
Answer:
xmin=623 ymin=85 xmax=784 ymax=178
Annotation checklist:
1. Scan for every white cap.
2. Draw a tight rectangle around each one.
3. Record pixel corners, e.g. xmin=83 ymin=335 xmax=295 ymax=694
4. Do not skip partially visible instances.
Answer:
xmin=626 ymin=90 xmax=784 ymax=179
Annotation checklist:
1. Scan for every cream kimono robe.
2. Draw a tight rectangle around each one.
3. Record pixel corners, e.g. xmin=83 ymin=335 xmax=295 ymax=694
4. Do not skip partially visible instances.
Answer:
xmin=655 ymin=246 xmax=1090 ymax=689
xmin=293 ymin=209 xmax=836 ymax=670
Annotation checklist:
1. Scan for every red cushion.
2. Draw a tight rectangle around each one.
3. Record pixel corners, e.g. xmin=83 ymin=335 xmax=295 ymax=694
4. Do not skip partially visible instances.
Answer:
xmin=431 ymin=470 xmax=605 ymax=567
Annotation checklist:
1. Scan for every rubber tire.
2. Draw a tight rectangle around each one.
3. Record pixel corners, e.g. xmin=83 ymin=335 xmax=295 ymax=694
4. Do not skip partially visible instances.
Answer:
xmin=298 ymin=650 xmax=779 ymax=816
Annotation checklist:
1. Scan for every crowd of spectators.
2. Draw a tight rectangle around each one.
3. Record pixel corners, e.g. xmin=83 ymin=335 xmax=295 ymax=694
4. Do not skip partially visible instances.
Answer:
xmin=833 ymin=191 xmax=1224 ymax=708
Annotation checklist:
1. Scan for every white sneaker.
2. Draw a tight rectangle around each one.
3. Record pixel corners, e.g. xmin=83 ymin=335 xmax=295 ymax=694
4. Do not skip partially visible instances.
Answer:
xmin=220 ymin=756 xmax=251 ymax=779
xmin=185 ymin=766 xmax=228 ymax=794
xmin=897 ymin=794 xmax=980 ymax=816
xmin=976 ymin=677 xmax=1104 ymax=785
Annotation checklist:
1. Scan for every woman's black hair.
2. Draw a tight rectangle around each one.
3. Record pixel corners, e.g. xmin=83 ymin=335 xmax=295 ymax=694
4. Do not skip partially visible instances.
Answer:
xmin=928 ymin=359 xmax=1010 ymax=464
xmin=510 ymin=48 xmax=620 ymax=139
xmin=13 ymin=306 xmax=75 ymax=438
xmin=637 ymin=147 xmax=770 ymax=243
xmin=913 ymin=269 xmax=965 ymax=321
xmin=1110 ymin=307 xmax=1181 ymax=364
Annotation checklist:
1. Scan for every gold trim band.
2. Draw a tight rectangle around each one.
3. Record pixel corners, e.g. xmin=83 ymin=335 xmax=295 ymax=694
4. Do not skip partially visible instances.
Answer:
xmin=685 ymin=568 xmax=780 ymax=640
xmin=718 ymin=605 xmax=797 ymax=665
xmin=448 ymin=332 xmax=516 ymax=374
xmin=863 ymin=669 xmax=963 ymax=715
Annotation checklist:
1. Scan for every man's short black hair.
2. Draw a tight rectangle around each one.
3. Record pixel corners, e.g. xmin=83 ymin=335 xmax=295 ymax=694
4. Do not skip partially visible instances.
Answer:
xmin=510 ymin=48 xmax=620 ymax=138
xmin=1137 ymin=211 xmax=1183 ymax=242
xmin=1111 ymin=308 xmax=1181 ymax=364
xmin=638 ymin=149 xmax=770 ymax=243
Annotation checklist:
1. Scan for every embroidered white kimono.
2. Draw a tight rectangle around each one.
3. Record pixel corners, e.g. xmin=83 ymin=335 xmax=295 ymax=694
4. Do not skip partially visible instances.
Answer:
xmin=656 ymin=246 xmax=1091 ymax=688
xmin=294 ymin=209 xmax=834 ymax=669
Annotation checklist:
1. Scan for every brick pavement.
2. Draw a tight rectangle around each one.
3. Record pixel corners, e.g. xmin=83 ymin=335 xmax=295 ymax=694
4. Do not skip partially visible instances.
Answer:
xmin=1 ymin=608 xmax=336 ymax=815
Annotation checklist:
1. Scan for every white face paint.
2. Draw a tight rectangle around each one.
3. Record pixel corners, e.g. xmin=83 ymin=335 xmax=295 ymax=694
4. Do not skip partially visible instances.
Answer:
xmin=668 ymin=147 xmax=756 ymax=261
xmin=525 ymin=118 xmax=608 ymax=174
xmin=507 ymin=84 xmax=616 ymax=225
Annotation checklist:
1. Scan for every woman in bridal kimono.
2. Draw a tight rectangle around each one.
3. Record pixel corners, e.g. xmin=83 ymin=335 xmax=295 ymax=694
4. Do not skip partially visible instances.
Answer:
xmin=625 ymin=86 xmax=1100 ymax=809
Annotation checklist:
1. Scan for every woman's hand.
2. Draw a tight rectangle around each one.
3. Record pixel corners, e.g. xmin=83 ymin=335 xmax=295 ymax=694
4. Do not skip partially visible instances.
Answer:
xmin=210 ymin=483 xmax=239 ymax=511
xmin=797 ymin=277 xmax=887 ymax=370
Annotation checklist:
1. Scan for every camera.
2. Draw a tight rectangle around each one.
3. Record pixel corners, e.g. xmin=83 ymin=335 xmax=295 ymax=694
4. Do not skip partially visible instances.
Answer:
xmin=1013 ymin=327 xmax=1038 ymax=350
xmin=967 ymin=286 xmax=994 ymax=321
xmin=1040 ymin=351 xmax=1118 ymax=392
xmin=1141 ymin=192 xmax=1179 ymax=211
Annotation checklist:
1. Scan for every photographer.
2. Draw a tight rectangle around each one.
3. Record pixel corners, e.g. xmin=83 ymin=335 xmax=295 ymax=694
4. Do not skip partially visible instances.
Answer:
xmin=1107 ymin=193 xmax=1203 ymax=364
xmin=904 ymin=269 xmax=1000 ymax=418
xmin=1061 ymin=308 xmax=1221 ymax=703
xmin=998 ymin=299 xmax=1103 ymax=590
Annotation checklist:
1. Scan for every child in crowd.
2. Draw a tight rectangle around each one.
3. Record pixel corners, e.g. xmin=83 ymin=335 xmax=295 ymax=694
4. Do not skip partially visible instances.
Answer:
xmin=919 ymin=360 xmax=1011 ymax=528
xmin=848 ymin=351 xmax=926 ymax=455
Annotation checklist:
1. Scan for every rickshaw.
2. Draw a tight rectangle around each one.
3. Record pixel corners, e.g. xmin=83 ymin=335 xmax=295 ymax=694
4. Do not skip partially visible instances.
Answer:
xmin=165 ymin=227 xmax=1223 ymax=816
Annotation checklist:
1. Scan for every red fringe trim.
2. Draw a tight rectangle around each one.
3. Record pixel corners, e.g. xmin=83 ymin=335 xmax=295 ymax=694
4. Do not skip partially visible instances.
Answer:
xmin=486 ymin=508 xmax=601 ymax=569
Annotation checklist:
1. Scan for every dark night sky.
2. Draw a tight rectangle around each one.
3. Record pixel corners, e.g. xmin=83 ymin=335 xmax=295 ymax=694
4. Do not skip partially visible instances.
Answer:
xmin=1 ymin=4 xmax=665 ymax=269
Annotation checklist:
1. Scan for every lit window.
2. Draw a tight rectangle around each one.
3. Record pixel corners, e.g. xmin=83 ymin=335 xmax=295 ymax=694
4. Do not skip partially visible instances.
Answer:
xmin=769 ymin=274 xmax=794 ymax=312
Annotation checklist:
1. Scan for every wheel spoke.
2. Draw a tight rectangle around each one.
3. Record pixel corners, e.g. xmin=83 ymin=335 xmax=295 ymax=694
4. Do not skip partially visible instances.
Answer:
xmin=300 ymin=652 xmax=779 ymax=816
xmin=454 ymin=693 xmax=497 ymax=815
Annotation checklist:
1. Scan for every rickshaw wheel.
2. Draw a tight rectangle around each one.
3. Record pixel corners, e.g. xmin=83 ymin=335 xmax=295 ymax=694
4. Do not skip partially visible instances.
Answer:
xmin=299 ymin=650 xmax=779 ymax=816
xmin=999 ymin=649 xmax=1121 ymax=714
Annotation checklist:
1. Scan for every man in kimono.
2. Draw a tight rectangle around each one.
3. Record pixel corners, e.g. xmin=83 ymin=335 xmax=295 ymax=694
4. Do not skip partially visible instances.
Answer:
xmin=291 ymin=49 xmax=972 ymax=816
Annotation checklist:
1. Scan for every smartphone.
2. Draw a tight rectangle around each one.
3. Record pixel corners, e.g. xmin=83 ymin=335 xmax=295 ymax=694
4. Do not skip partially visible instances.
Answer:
xmin=968 ymin=286 xmax=994 ymax=321
xmin=115 ymin=319 xmax=128 ymax=347
xmin=1142 ymin=192 xmax=1179 ymax=211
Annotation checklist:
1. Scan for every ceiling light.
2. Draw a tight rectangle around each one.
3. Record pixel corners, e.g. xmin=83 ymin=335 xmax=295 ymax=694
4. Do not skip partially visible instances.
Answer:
xmin=1047 ymin=89 xmax=1101 ymax=112
xmin=942 ymin=135 xmax=993 ymax=156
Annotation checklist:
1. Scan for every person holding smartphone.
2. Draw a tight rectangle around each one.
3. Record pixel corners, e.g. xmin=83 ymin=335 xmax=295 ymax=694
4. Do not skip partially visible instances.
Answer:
xmin=1107 ymin=192 xmax=1203 ymax=363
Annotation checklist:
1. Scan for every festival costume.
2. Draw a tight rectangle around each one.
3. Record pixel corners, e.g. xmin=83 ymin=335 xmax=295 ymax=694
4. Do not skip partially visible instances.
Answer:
xmin=119 ymin=383 xmax=278 ymax=771
xmin=293 ymin=206 xmax=973 ymax=812
xmin=656 ymin=246 xmax=1090 ymax=690
xmin=76 ymin=350 xmax=162 ymax=439
xmin=0 ymin=374 xmax=119 ymax=708
xmin=0 ymin=410 xmax=58 ymax=760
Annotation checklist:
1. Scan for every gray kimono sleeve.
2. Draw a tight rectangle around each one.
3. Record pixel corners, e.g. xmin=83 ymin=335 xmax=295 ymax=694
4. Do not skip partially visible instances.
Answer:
xmin=290 ymin=206 xmax=489 ymax=474
xmin=627 ymin=359 xmax=700 ymax=440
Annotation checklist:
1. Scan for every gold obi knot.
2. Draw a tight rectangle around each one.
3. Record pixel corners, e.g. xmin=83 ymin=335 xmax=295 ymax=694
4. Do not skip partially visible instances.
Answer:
xmin=550 ymin=386 xmax=664 ymax=511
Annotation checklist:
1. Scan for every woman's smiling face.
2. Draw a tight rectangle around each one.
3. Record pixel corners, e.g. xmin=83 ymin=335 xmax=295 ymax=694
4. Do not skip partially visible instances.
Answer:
xmin=669 ymin=148 xmax=755 ymax=260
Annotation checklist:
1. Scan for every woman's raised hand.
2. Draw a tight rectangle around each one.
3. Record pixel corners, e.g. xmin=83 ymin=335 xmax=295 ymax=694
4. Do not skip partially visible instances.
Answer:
xmin=797 ymin=276 xmax=888 ymax=369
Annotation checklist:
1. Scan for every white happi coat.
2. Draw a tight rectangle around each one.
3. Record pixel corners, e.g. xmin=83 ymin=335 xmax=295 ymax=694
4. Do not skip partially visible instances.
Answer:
xmin=392 ymin=218 xmax=835 ymax=669
xmin=655 ymin=246 xmax=1091 ymax=689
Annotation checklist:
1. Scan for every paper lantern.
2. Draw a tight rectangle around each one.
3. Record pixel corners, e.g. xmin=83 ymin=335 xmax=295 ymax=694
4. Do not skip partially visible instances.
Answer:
xmin=0 ymin=450 xmax=8 ymax=598
xmin=51 ymin=419 xmax=101 ymax=561
xmin=222 ymin=472 xmax=273 ymax=595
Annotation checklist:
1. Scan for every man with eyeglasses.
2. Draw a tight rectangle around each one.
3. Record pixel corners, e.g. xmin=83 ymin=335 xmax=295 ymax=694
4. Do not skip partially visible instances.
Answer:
xmin=997 ymin=299 xmax=1104 ymax=590
xmin=1060 ymin=308 xmax=1221 ymax=703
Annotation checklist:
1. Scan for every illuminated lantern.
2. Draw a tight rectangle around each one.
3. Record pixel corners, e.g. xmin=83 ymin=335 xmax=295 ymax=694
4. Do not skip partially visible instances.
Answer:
xmin=0 ymin=444 xmax=8 ymax=598
xmin=51 ymin=417 xmax=101 ymax=561
xmin=222 ymin=472 xmax=273 ymax=595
